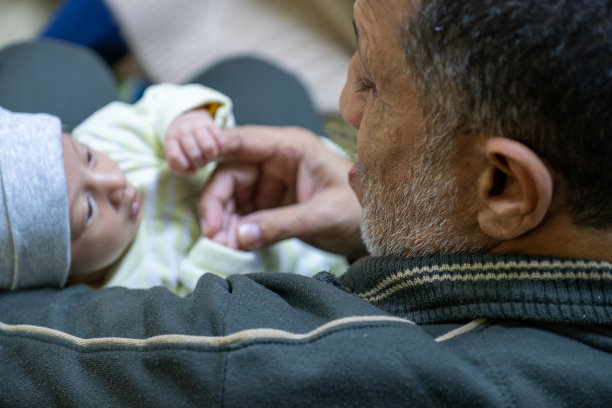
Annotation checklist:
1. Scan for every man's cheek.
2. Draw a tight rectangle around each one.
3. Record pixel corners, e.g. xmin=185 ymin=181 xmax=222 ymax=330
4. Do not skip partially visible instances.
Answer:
xmin=348 ymin=164 xmax=364 ymax=204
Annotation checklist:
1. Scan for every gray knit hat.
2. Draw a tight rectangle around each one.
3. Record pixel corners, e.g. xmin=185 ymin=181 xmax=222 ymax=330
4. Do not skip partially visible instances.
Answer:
xmin=0 ymin=107 xmax=70 ymax=290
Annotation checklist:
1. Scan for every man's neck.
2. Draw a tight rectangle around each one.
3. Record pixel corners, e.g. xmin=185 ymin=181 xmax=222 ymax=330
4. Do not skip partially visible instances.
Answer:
xmin=490 ymin=212 xmax=612 ymax=262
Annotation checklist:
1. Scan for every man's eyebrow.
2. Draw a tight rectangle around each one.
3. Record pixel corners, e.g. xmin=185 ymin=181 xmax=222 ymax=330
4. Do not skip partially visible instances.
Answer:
xmin=352 ymin=17 xmax=370 ymax=74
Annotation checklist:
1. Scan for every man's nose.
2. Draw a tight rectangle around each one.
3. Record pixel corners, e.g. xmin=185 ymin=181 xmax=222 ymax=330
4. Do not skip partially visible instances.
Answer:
xmin=340 ymin=53 xmax=364 ymax=130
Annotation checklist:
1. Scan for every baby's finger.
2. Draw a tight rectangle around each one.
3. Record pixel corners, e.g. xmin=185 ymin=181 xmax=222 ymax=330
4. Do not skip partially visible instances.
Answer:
xmin=193 ymin=126 xmax=221 ymax=162
xmin=179 ymin=133 xmax=207 ymax=168
xmin=165 ymin=139 xmax=192 ymax=175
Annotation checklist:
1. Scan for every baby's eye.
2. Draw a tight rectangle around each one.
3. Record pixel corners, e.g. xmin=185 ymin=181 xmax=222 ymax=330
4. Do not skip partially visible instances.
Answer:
xmin=86 ymin=150 xmax=93 ymax=164
xmin=86 ymin=196 xmax=95 ymax=223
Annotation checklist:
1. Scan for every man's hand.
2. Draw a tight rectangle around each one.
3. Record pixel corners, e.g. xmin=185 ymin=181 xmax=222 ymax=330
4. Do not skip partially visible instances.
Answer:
xmin=199 ymin=126 xmax=366 ymax=259
xmin=164 ymin=109 xmax=223 ymax=176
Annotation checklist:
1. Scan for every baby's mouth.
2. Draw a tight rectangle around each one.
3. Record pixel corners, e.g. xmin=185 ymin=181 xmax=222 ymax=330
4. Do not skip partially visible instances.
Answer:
xmin=130 ymin=190 xmax=141 ymax=219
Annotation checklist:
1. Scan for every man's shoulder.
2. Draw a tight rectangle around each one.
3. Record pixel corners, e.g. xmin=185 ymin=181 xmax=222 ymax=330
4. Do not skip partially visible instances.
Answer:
xmin=1 ymin=270 xmax=611 ymax=405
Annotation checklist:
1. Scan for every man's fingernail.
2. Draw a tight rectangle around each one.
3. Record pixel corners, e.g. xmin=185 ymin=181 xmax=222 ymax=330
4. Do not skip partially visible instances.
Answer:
xmin=238 ymin=223 xmax=261 ymax=248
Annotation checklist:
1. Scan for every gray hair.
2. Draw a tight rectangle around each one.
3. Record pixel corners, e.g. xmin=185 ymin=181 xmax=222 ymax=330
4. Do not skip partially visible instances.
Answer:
xmin=402 ymin=0 xmax=612 ymax=228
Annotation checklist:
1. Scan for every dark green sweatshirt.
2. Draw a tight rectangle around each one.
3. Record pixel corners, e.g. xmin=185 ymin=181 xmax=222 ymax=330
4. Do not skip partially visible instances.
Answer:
xmin=0 ymin=253 xmax=611 ymax=407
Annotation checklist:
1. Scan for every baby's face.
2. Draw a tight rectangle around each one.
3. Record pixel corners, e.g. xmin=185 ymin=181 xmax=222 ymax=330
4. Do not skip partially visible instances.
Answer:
xmin=61 ymin=134 xmax=142 ymax=282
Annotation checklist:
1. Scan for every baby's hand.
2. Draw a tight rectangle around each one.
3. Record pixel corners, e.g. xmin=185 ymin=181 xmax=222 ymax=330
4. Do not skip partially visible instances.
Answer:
xmin=164 ymin=109 xmax=223 ymax=176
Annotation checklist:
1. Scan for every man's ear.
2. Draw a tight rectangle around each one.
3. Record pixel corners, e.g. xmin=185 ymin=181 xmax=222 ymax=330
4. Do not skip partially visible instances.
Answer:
xmin=477 ymin=137 xmax=553 ymax=240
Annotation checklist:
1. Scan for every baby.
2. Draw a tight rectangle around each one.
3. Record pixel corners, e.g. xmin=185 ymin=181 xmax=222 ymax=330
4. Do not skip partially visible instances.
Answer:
xmin=0 ymin=83 xmax=347 ymax=293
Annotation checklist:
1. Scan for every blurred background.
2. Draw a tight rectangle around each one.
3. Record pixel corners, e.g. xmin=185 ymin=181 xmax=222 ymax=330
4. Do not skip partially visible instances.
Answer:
xmin=0 ymin=0 xmax=59 ymax=49
xmin=0 ymin=0 xmax=357 ymax=157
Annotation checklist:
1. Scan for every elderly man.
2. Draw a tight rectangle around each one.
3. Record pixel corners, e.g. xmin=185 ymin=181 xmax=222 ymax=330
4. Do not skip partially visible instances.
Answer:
xmin=1 ymin=0 xmax=611 ymax=406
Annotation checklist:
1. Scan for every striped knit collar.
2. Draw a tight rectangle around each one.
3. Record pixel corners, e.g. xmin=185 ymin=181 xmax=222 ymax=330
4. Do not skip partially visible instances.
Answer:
xmin=339 ymin=254 xmax=612 ymax=325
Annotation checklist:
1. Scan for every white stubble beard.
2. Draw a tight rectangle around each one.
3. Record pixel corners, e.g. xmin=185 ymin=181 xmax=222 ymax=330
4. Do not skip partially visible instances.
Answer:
xmin=359 ymin=142 xmax=495 ymax=257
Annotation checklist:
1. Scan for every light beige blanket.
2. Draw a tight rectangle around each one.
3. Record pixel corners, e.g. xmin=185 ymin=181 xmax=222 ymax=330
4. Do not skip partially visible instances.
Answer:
xmin=105 ymin=0 xmax=355 ymax=114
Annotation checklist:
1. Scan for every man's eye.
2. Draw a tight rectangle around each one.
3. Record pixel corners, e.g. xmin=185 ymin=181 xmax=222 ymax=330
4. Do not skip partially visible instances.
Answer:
xmin=356 ymin=78 xmax=376 ymax=94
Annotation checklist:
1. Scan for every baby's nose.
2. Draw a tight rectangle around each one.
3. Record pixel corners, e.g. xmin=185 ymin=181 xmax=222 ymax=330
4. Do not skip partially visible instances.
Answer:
xmin=93 ymin=169 xmax=127 ymax=203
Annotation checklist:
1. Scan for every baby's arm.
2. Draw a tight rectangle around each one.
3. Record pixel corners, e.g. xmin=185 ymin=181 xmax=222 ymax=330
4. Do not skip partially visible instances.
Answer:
xmin=164 ymin=107 xmax=223 ymax=176
xmin=73 ymin=83 xmax=235 ymax=174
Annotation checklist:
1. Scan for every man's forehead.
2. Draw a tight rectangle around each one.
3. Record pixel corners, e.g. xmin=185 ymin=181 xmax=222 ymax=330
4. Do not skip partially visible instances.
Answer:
xmin=354 ymin=0 xmax=412 ymax=19
xmin=353 ymin=0 xmax=409 ymax=42
xmin=354 ymin=0 xmax=410 ymax=79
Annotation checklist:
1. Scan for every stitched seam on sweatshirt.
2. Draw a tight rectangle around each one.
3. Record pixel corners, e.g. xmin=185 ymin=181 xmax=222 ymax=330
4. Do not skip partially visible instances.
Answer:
xmin=220 ymin=280 xmax=232 ymax=408
xmin=0 ymin=315 xmax=414 ymax=349
xmin=478 ymin=323 xmax=515 ymax=408
xmin=0 ymin=321 xmax=414 ymax=354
